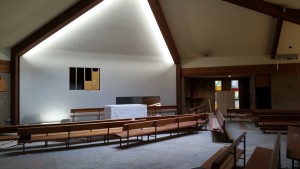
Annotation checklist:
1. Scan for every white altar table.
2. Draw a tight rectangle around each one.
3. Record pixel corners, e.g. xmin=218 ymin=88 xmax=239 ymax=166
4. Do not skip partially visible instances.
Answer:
xmin=104 ymin=104 xmax=147 ymax=119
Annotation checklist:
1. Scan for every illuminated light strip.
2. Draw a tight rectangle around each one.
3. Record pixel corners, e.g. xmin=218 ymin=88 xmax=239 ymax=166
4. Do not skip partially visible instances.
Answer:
xmin=24 ymin=0 xmax=174 ymax=64
xmin=23 ymin=1 xmax=110 ymax=56
xmin=138 ymin=0 xmax=174 ymax=64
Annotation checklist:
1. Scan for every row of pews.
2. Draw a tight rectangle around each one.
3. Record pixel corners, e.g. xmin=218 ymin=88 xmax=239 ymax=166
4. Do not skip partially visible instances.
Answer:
xmin=228 ymin=109 xmax=300 ymax=133
xmin=70 ymin=105 xmax=300 ymax=133
xmin=199 ymin=132 xmax=281 ymax=169
xmin=70 ymin=105 xmax=181 ymax=121
xmin=0 ymin=113 xmax=208 ymax=152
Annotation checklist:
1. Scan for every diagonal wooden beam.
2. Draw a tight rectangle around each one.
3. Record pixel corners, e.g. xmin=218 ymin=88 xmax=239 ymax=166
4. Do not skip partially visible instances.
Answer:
xmin=10 ymin=0 xmax=103 ymax=125
xmin=271 ymin=18 xmax=283 ymax=59
xmin=148 ymin=0 xmax=182 ymax=107
xmin=11 ymin=0 xmax=103 ymax=57
xmin=223 ymin=0 xmax=300 ymax=25
xmin=147 ymin=0 xmax=181 ymax=64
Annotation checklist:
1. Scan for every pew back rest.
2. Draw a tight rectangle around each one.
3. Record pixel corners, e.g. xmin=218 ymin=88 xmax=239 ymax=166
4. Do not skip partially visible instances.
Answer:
xmin=71 ymin=108 xmax=104 ymax=113
xmin=147 ymin=105 xmax=181 ymax=115
xmin=212 ymin=132 xmax=246 ymax=169
xmin=0 ymin=126 xmax=18 ymax=133
xmin=216 ymin=109 xmax=225 ymax=128
xmin=124 ymin=121 xmax=155 ymax=130
xmin=269 ymin=133 xmax=281 ymax=169
xmin=189 ymin=105 xmax=207 ymax=114
xmin=69 ymin=123 xmax=107 ymax=132
xmin=178 ymin=116 xmax=197 ymax=123
xmin=107 ymin=121 xmax=132 ymax=128
xmin=155 ymin=118 xmax=178 ymax=127
xmin=260 ymin=115 xmax=300 ymax=122
xmin=18 ymin=125 xmax=69 ymax=135
xmin=70 ymin=108 xmax=105 ymax=121
xmin=136 ymin=115 xmax=178 ymax=121
xmin=253 ymin=110 xmax=300 ymax=122
xmin=155 ymin=105 xmax=180 ymax=111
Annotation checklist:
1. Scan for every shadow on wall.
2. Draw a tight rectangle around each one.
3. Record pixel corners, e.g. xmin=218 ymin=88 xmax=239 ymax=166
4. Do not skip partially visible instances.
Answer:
xmin=21 ymin=114 xmax=42 ymax=125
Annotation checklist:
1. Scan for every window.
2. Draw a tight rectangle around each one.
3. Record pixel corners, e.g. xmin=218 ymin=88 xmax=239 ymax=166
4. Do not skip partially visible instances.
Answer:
xmin=231 ymin=80 xmax=239 ymax=109
xmin=69 ymin=67 xmax=100 ymax=90
xmin=215 ymin=80 xmax=222 ymax=91
xmin=214 ymin=80 xmax=222 ymax=109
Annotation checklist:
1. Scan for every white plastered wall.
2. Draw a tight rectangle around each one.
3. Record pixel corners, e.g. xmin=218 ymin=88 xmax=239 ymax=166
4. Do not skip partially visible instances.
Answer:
xmin=0 ymin=47 xmax=10 ymax=61
xmin=19 ymin=0 xmax=176 ymax=124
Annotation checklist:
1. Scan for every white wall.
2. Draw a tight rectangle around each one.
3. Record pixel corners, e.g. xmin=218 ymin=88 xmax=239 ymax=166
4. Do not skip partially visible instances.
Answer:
xmin=19 ymin=0 xmax=176 ymax=124
xmin=20 ymin=51 xmax=176 ymax=124
xmin=0 ymin=47 xmax=10 ymax=61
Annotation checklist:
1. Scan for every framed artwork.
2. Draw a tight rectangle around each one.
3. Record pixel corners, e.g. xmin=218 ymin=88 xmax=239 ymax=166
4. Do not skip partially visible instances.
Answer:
xmin=69 ymin=67 xmax=100 ymax=90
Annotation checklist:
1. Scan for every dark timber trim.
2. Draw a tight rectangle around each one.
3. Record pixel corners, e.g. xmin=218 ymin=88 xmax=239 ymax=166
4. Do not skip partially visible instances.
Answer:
xmin=147 ymin=0 xmax=181 ymax=64
xmin=223 ymin=0 xmax=300 ymax=25
xmin=148 ymin=0 xmax=182 ymax=108
xmin=271 ymin=18 xmax=283 ymax=59
xmin=176 ymin=64 xmax=181 ymax=109
xmin=182 ymin=63 xmax=300 ymax=77
xmin=10 ymin=0 xmax=103 ymax=125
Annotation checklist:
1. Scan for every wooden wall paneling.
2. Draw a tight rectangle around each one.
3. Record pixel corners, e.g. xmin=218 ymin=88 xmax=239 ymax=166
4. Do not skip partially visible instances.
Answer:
xmin=222 ymin=79 xmax=231 ymax=91
xmin=0 ymin=76 xmax=6 ymax=92
xmin=0 ymin=60 xmax=10 ymax=73
xmin=255 ymin=74 xmax=271 ymax=87
xmin=181 ymin=63 xmax=299 ymax=77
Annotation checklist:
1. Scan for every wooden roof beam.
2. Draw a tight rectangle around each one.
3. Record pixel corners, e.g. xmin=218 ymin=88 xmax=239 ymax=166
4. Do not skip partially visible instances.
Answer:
xmin=11 ymin=0 xmax=103 ymax=57
xmin=223 ymin=0 xmax=300 ymax=25
xmin=271 ymin=18 xmax=283 ymax=59
xmin=147 ymin=0 xmax=181 ymax=64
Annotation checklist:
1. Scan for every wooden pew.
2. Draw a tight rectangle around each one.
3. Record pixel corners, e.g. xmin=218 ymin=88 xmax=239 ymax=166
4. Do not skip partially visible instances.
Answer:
xmin=136 ymin=113 xmax=208 ymax=124
xmin=0 ymin=118 xmax=132 ymax=142
xmin=245 ymin=133 xmax=281 ymax=169
xmin=200 ymin=132 xmax=246 ymax=169
xmin=68 ymin=120 xmax=134 ymax=145
xmin=227 ymin=109 xmax=254 ymax=122
xmin=17 ymin=119 xmax=136 ymax=152
xmin=18 ymin=125 xmax=70 ymax=152
xmin=135 ymin=114 xmax=189 ymax=121
xmin=0 ymin=126 xmax=19 ymax=141
xmin=147 ymin=105 xmax=181 ymax=116
xmin=286 ymin=126 xmax=300 ymax=169
xmin=209 ymin=109 xmax=232 ymax=143
xmin=116 ymin=120 xmax=156 ymax=147
xmin=252 ymin=109 xmax=300 ymax=127
xmin=259 ymin=115 xmax=300 ymax=133
xmin=116 ymin=115 xmax=202 ymax=147
xmin=70 ymin=108 xmax=104 ymax=121
xmin=68 ymin=123 xmax=108 ymax=144
xmin=189 ymin=105 xmax=207 ymax=114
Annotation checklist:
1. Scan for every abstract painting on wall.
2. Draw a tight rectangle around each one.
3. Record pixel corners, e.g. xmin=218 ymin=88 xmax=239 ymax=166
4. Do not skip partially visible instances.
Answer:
xmin=69 ymin=67 xmax=100 ymax=90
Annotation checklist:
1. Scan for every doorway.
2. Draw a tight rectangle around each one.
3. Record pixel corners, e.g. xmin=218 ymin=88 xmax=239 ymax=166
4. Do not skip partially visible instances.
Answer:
xmin=256 ymin=87 xmax=271 ymax=109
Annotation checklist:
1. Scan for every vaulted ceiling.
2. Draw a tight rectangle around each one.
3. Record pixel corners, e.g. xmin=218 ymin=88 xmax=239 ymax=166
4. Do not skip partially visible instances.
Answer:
xmin=1 ymin=0 xmax=300 ymax=67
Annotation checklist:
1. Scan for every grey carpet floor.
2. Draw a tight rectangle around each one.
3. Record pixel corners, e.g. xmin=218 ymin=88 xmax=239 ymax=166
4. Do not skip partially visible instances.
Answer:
xmin=0 ymin=122 xmax=298 ymax=169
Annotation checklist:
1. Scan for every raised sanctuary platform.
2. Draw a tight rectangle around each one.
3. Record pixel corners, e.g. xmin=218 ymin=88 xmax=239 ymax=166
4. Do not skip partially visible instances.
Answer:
xmin=104 ymin=104 xmax=147 ymax=119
